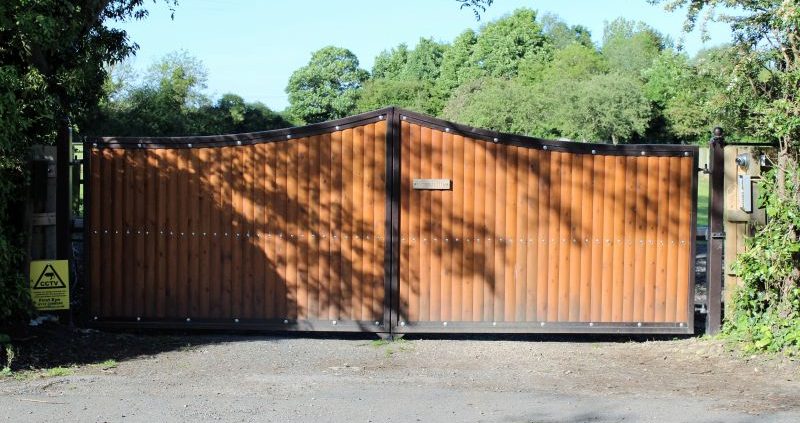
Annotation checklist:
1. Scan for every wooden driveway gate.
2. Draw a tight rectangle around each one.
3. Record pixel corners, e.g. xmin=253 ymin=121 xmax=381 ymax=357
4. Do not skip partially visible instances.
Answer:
xmin=85 ymin=107 xmax=697 ymax=334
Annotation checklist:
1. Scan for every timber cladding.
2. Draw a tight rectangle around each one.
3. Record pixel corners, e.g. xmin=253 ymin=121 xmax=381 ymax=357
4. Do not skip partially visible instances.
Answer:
xmin=85 ymin=107 xmax=697 ymax=334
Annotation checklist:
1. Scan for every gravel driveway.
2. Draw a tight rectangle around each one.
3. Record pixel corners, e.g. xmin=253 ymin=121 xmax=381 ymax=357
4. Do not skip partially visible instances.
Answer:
xmin=1 ymin=332 xmax=799 ymax=422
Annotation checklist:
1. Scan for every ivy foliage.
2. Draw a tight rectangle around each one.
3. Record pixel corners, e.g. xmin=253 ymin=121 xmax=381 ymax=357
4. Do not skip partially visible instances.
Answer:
xmin=0 ymin=0 xmax=175 ymax=325
xmin=726 ymin=164 xmax=800 ymax=354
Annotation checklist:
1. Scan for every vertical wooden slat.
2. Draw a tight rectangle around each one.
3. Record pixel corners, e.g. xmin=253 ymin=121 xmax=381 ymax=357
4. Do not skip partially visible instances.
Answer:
xmin=675 ymin=157 xmax=692 ymax=322
xmin=601 ymin=155 xmax=615 ymax=322
xmin=112 ymin=149 xmax=124 ymax=316
xmin=197 ymin=148 xmax=211 ymax=318
xmin=482 ymin=141 xmax=495 ymax=322
xmin=440 ymin=128 xmax=453 ymax=321
xmin=399 ymin=121 xmax=411 ymax=322
xmin=549 ymin=151 xmax=563 ymax=321
xmin=622 ymin=157 xmax=636 ymax=322
xmin=590 ymin=154 xmax=605 ymax=322
xmin=330 ymin=130 xmax=343 ymax=320
xmin=242 ymin=145 xmax=256 ymax=319
xmin=536 ymin=150 xmax=551 ymax=322
xmin=611 ymin=156 xmax=626 ymax=322
xmin=208 ymin=147 xmax=223 ymax=318
xmin=297 ymin=136 xmax=311 ymax=320
xmin=515 ymin=146 xmax=528 ymax=322
xmin=101 ymin=149 xmax=114 ymax=317
xmin=355 ymin=127 xmax=368 ymax=321
xmin=644 ymin=157 xmax=658 ymax=322
xmin=361 ymin=126 xmax=373 ymax=321
xmin=221 ymin=147 xmax=234 ymax=318
xmin=285 ymin=139 xmax=299 ymax=319
xmin=230 ymin=147 xmax=243 ymax=319
xmin=525 ymin=148 xmax=539 ymax=321
xmin=429 ymin=128 xmax=442 ymax=321
xmin=457 ymin=134 xmax=470 ymax=321
xmin=568 ymin=152 xmax=582 ymax=322
xmin=416 ymin=126 xmax=429 ymax=322
xmin=341 ymin=128 xmax=354 ymax=319
xmin=122 ymin=150 xmax=135 ymax=317
xmin=655 ymin=157 xmax=670 ymax=322
xmin=263 ymin=142 xmax=278 ymax=318
xmin=176 ymin=149 xmax=189 ymax=319
xmin=308 ymin=135 xmax=321 ymax=320
xmin=493 ymin=142 xmax=506 ymax=321
xmin=187 ymin=149 xmax=200 ymax=318
xmin=557 ymin=152 xmax=571 ymax=322
xmin=633 ymin=157 xmax=647 ymax=322
xmin=252 ymin=144 xmax=266 ymax=319
xmin=408 ymin=123 xmax=420 ymax=321
xmin=317 ymin=134 xmax=331 ymax=320
xmin=166 ymin=149 xmax=179 ymax=318
xmin=373 ymin=122 xmax=386 ymax=321
xmin=504 ymin=146 xmax=517 ymax=322
xmin=133 ymin=151 xmax=145 ymax=317
xmin=665 ymin=159 xmax=680 ymax=322
xmin=471 ymin=139 xmax=484 ymax=322
xmin=579 ymin=154 xmax=593 ymax=322
xmin=455 ymin=135 xmax=475 ymax=321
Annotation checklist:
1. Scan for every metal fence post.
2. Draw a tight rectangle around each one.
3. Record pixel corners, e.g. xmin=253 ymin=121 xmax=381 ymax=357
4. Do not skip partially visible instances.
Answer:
xmin=707 ymin=127 xmax=725 ymax=334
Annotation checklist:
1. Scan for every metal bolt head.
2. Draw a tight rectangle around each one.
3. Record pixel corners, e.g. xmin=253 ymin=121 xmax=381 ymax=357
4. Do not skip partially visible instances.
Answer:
xmin=493 ymin=138 xmax=499 ymax=143
xmin=137 ymin=317 xmax=141 ymax=322
xmin=283 ymin=319 xmax=289 ymax=324
xmin=543 ymin=145 xmax=548 ymax=150
xmin=234 ymin=318 xmax=239 ymax=323
xmin=332 ymin=320 xmax=337 ymax=325
xmin=400 ymin=321 xmax=406 ymax=326
xmin=187 ymin=143 xmax=192 ymax=148
xmin=186 ymin=318 xmax=191 ymax=322
xmin=443 ymin=321 xmax=448 ymax=326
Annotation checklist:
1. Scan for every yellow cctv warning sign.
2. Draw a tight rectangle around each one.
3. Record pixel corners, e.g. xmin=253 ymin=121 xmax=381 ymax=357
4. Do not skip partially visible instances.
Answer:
xmin=30 ymin=260 xmax=69 ymax=310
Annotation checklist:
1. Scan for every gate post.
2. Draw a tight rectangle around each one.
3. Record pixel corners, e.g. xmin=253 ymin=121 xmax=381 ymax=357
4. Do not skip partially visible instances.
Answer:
xmin=56 ymin=117 xmax=73 ymax=262
xmin=707 ymin=127 xmax=725 ymax=334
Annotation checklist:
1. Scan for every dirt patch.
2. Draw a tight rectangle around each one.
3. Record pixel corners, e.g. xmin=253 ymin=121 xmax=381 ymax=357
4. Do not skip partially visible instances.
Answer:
xmin=1 ymin=326 xmax=799 ymax=422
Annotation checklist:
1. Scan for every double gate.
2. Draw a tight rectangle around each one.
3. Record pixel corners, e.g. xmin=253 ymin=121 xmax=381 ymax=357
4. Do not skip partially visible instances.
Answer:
xmin=85 ymin=107 xmax=697 ymax=334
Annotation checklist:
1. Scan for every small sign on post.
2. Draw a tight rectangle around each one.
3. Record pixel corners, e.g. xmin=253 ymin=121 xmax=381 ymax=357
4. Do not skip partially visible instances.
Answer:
xmin=413 ymin=178 xmax=452 ymax=190
xmin=29 ymin=260 xmax=69 ymax=310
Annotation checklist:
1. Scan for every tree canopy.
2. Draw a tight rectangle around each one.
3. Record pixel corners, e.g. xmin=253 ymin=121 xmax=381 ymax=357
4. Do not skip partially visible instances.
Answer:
xmin=285 ymin=46 xmax=369 ymax=124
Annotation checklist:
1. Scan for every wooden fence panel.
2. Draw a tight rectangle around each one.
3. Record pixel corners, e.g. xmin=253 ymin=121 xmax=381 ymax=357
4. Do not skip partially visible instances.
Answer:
xmin=395 ymin=112 xmax=697 ymax=333
xmin=87 ymin=115 xmax=389 ymax=330
xmin=86 ymin=108 xmax=695 ymax=334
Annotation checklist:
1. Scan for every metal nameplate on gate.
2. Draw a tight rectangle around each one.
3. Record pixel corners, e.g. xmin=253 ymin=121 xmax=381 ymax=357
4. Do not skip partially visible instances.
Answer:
xmin=413 ymin=179 xmax=451 ymax=190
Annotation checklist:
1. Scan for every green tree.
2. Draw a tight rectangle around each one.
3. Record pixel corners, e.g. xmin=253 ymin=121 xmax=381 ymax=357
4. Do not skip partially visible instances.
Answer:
xmin=285 ymin=46 xmax=369 ymax=124
xmin=372 ymin=44 xmax=409 ymax=79
xmin=602 ymin=18 xmax=666 ymax=77
xmin=470 ymin=8 xmax=551 ymax=78
xmin=87 ymin=51 xmax=211 ymax=136
xmin=540 ymin=13 xmax=594 ymax=50
xmin=355 ymin=79 xmax=431 ymax=114
xmin=567 ymin=72 xmax=653 ymax=143
xmin=435 ymin=29 xmax=480 ymax=110
xmin=442 ymin=77 xmax=550 ymax=136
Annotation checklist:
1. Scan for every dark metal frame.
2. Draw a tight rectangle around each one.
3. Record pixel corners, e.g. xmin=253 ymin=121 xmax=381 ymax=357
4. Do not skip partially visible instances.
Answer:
xmin=84 ymin=107 xmax=698 ymax=335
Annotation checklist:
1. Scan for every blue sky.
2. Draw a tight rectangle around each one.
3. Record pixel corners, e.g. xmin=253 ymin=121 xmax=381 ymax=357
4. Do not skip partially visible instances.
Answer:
xmin=115 ymin=0 xmax=733 ymax=112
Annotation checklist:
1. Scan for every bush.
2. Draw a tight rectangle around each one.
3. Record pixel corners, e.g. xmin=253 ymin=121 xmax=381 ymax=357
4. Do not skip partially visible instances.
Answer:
xmin=724 ymin=164 xmax=800 ymax=354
